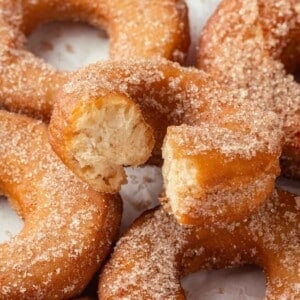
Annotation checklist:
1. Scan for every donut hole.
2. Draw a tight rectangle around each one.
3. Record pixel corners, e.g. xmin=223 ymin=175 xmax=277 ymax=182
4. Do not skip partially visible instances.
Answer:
xmin=27 ymin=21 xmax=109 ymax=71
xmin=0 ymin=196 xmax=24 ymax=244
xmin=181 ymin=266 xmax=266 ymax=299
xmin=290 ymin=64 xmax=300 ymax=83
xmin=279 ymin=30 xmax=300 ymax=83
xmin=280 ymin=47 xmax=300 ymax=82
xmin=294 ymin=70 xmax=300 ymax=82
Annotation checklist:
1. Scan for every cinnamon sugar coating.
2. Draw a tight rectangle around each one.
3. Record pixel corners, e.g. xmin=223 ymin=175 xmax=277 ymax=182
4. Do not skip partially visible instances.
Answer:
xmin=0 ymin=0 xmax=189 ymax=120
xmin=0 ymin=110 xmax=122 ymax=299
xmin=198 ymin=0 xmax=300 ymax=178
xmin=49 ymin=58 xmax=283 ymax=224
xmin=99 ymin=189 xmax=300 ymax=300
xmin=50 ymin=58 xmax=282 ymax=168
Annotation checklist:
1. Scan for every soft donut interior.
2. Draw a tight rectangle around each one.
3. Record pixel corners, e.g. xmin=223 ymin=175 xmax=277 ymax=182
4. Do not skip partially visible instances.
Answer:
xmin=66 ymin=94 xmax=155 ymax=193
xmin=162 ymin=124 xmax=281 ymax=225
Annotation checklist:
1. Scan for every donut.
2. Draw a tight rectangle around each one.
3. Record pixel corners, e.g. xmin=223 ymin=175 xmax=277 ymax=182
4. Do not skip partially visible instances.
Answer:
xmin=49 ymin=58 xmax=283 ymax=225
xmin=0 ymin=110 xmax=122 ymax=299
xmin=99 ymin=189 xmax=300 ymax=299
xmin=197 ymin=0 xmax=300 ymax=179
xmin=0 ymin=0 xmax=189 ymax=121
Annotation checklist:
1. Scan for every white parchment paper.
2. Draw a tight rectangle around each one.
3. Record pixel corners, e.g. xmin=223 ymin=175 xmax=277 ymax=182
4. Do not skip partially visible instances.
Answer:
xmin=0 ymin=0 xmax=299 ymax=299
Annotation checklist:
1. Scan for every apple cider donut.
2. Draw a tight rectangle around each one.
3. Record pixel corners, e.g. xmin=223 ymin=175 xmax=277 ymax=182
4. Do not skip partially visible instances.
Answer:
xmin=0 ymin=110 xmax=122 ymax=299
xmin=198 ymin=0 xmax=300 ymax=179
xmin=49 ymin=58 xmax=282 ymax=225
xmin=99 ymin=189 xmax=300 ymax=300
xmin=0 ymin=0 xmax=189 ymax=120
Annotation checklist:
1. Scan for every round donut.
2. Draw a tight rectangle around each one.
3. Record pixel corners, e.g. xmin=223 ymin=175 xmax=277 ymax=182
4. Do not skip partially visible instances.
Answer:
xmin=0 ymin=110 xmax=122 ymax=299
xmin=49 ymin=58 xmax=282 ymax=225
xmin=0 ymin=0 xmax=189 ymax=121
xmin=197 ymin=0 xmax=300 ymax=179
xmin=99 ymin=189 xmax=300 ymax=299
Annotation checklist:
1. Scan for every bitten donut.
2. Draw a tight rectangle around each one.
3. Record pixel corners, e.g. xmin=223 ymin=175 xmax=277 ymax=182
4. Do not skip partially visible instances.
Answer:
xmin=99 ymin=189 xmax=300 ymax=299
xmin=0 ymin=0 xmax=189 ymax=120
xmin=49 ymin=58 xmax=282 ymax=225
xmin=0 ymin=110 xmax=122 ymax=299
xmin=198 ymin=0 xmax=300 ymax=179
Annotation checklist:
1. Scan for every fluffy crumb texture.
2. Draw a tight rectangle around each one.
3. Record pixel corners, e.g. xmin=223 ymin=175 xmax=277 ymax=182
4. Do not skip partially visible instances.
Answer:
xmin=0 ymin=110 xmax=122 ymax=299
xmin=162 ymin=123 xmax=282 ymax=225
xmin=99 ymin=189 xmax=300 ymax=299
xmin=198 ymin=0 xmax=300 ymax=178
xmin=66 ymin=94 xmax=154 ymax=193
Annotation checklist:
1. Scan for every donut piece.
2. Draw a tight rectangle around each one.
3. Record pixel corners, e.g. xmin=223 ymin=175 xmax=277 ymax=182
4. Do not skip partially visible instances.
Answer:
xmin=99 ymin=189 xmax=300 ymax=299
xmin=198 ymin=0 xmax=300 ymax=179
xmin=0 ymin=0 xmax=189 ymax=121
xmin=49 ymin=58 xmax=282 ymax=225
xmin=0 ymin=110 xmax=122 ymax=299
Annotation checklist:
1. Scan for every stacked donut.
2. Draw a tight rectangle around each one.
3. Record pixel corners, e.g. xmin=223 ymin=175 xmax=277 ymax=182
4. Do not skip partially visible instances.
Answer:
xmin=198 ymin=0 xmax=300 ymax=179
xmin=0 ymin=0 xmax=299 ymax=299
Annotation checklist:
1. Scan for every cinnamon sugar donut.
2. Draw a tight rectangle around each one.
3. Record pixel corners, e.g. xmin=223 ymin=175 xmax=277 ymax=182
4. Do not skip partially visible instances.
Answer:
xmin=49 ymin=58 xmax=282 ymax=225
xmin=99 ymin=189 xmax=300 ymax=299
xmin=198 ymin=0 xmax=300 ymax=179
xmin=0 ymin=0 xmax=189 ymax=120
xmin=0 ymin=110 xmax=122 ymax=299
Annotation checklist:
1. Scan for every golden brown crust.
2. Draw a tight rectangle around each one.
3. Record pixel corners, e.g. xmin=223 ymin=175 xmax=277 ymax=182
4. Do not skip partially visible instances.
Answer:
xmin=162 ymin=132 xmax=280 ymax=225
xmin=50 ymin=58 xmax=282 ymax=169
xmin=0 ymin=0 xmax=190 ymax=121
xmin=49 ymin=58 xmax=282 ymax=224
xmin=0 ymin=110 xmax=122 ymax=299
xmin=198 ymin=0 xmax=300 ymax=179
xmin=99 ymin=189 xmax=300 ymax=299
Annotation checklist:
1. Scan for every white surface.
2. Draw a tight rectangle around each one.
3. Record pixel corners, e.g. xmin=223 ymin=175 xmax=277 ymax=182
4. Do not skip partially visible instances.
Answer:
xmin=0 ymin=0 xmax=299 ymax=299
xmin=182 ymin=266 xmax=266 ymax=300
xmin=186 ymin=0 xmax=221 ymax=65
xmin=0 ymin=197 xmax=23 ymax=243
xmin=28 ymin=22 xmax=109 ymax=71
xmin=120 ymin=166 xmax=162 ymax=232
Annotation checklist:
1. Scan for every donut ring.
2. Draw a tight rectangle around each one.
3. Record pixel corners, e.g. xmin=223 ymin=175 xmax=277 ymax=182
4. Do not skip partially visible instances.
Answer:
xmin=198 ymin=0 xmax=300 ymax=179
xmin=99 ymin=189 xmax=300 ymax=299
xmin=0 ymin=0 xmax=189 ymax=120
xmin=49 ymin=58 xmax=282 ymax=225
xmin=0 ymin=110 xmax=122 ymax=299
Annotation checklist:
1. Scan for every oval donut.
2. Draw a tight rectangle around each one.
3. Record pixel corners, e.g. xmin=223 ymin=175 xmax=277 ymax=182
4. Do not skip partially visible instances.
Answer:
xmin=0 ymin=110 xmax=122 ymax=299
xmin=99 ymin=189 xmax=300 ymax=299
xmin=198 ymin=0 xmax=300 ymax=179
xmin=49 ymin=58 xmax=283 ymax=225
xmin=0 ymin=0 xmax=189 ymax=120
